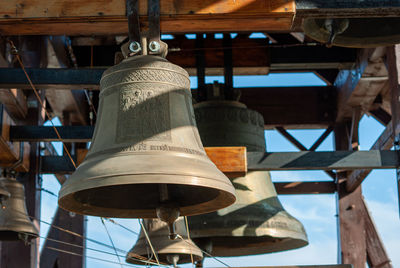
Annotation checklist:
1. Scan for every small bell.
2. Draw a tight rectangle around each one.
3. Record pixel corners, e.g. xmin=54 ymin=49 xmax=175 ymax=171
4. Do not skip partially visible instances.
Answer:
xmin=189 ymin=100 xmax=308 ymax=257
xmin=0 ymin=176 xmax=39 ymax=241
xmin=126 ymin=217 xmax=203 ymax=266
xmin=303 ymin=17 xmax=400 ymax=48
xmin=58 ymin=55 xmax=236 ymax=220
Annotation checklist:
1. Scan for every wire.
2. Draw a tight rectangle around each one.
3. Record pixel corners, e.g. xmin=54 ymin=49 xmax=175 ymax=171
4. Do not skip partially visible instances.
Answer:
xmin=7 ymin=39 xmax=77 ymax=170
xmin=184 ymin=216 xmax=194 ymax=266
xmin=104 ymin=218 xmax=140 ymax=236
xmin=139 ymin=219 xmax=161 ymax=267
xmin=101 ymin=217 xmax=124 ymax=268
xmin=176 ymin=234 xmax=231 ymax=268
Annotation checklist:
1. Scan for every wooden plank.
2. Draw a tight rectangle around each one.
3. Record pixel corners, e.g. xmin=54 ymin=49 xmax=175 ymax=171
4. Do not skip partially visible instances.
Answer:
xmin=0 ymin=0 xmax=295 ymax=35
xmin=274 ymin=181 xmax=336 ymax=195
xmin=335 ymin=122 xmax=367 ymax=268
xmin=40 ymin=150 xmax=400 ymax=174
xmin=10 ymin=126 xmax=94 ymax=142
xmin=335 ymin=47 xmax=388 ymax=122
xmin=247 ymin=150 xmax=399 ymax=171
xmin=346 ymin=122 xmax=394 ymax=191
xmin=363 ymin=199 xmax=393 ymax=268
xmin=40 ymin=208 xmax=84 ymax=268
xmin=0 ymin=89 xmax=28 ymax=120
xmin=296 ymin=0 xmax=400 ymax=17
xmin=205 ymin=147 xmax=247 ymax=178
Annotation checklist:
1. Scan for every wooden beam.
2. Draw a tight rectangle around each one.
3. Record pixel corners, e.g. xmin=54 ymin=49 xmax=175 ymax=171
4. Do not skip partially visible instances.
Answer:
xmin=0 ymin=0 xmax=295 ymax=35
xmin=70 ymin=36 xmax=356 ymax=73
xmin=363 ymin=199 xmax=393 ymax=268
xmin=296 ymin=0 xmax=400 ymax=17
xmin=335 ymin=47 xmax=388 ymax=122
xmin=346 ymin=122 xmax=394 ymax=192
xmin=274 ymin=181 xmax=336 ymax=195
xmin=205 ymin=147 xmax=247 ymax=178
xmin=7 ymin=86 xmax=337 ymax=129
xmin=45 ymin=36 xmax=89 ymax=125
xmin=40 ymin=150 xmax=400 ymax=174
xmin=40 ymin=207 xmax=85 ymax=268
xmin=335 ymin=122 xmax=367 ymax=268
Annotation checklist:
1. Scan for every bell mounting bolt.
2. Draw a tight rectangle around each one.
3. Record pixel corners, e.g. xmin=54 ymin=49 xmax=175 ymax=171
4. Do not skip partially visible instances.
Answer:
xmin=125 ymin=0 xmax=167 ymax=58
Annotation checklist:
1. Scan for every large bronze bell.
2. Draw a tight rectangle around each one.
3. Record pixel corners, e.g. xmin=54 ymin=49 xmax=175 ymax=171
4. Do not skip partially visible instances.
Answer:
xmin=303 ymin=17 xmax=400 ymax=48
xmin=0 ymin=176 xmax=39 ymax=241
xmin=188 ymin=100 xmax=308 ymax=257
xmin=58 ymin=55 xmax=235 ymax=219
xmin=126 ymin=217 xmax=203 ymax=266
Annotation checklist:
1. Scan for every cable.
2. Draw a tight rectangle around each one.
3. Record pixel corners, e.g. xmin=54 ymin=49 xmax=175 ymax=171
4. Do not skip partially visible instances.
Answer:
xmin=184 ymin=216 xmax=194 ymax=266
xmin=104 ymin=218 xmax=140 ymax=236
xmin=176 ymin=234 xmax=231 ymax=268
xmin=7 ymin=39 xmax=77 ymax=170
xmin=139 ymin=219 xmax=161 ymax=267
xmin=101 ymin=217 xmax=124 ymax=268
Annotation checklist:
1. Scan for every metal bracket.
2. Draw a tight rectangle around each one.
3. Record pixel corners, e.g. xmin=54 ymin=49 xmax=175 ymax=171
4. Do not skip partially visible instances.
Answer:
xmin=124 ymin=0 xmax=167 ymax=58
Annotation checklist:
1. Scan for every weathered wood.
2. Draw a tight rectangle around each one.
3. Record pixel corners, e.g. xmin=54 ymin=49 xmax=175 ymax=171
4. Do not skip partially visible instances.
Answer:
xmin=40 ymin=150 xmax=400 ymax=174
xmin=0 ymin=89 xmax=28 ymax=120
xmin=8 ymin=86 xmax=337 ymax=129
xmin=0 ymin=0 xmax=295 ymax=35
xmin=205 ymin=147 xmax=247 ymax=178
xmin=296 ymin=0 xmax=400 ymax=17
xmin=45 ymin=37 xmax=89 ymax=125
xmin=335 ymin=47 xmax=388 ymax=122
xmin=335 ymin=122 xmax=366 ymax=268
xmin=274 ymin=181 xmax=336 ymax=195
xmin=40 ymin=207 xmax=85 ymax=268
xmin=346 ymin=122 xmax=394 ymax=191
xmin=363 ymin=199 xmax=393 ymax=268
xmin=247 ymin=150 xmax=398 ymax=171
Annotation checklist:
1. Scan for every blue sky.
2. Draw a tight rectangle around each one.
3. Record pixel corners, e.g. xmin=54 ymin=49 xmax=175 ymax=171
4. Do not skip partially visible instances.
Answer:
xmin=39 ymin=73 xmax=400 ymax=267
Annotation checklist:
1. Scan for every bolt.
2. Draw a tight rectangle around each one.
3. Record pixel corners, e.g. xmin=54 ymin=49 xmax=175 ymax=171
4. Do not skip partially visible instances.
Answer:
xmin=129 ymin=41 xmax=141 ymax=53
xmin=149 ymin=41 xmax=161 ymax=53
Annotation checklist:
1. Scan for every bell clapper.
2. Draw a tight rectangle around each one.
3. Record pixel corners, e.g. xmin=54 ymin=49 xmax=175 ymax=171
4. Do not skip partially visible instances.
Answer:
xmin=157 ymin=184 xmax=180 ymax=240
xmin=166 ymin=254 xmax=180 ymax=267
xmin=324 ymin=18 xmax=350 ymax=47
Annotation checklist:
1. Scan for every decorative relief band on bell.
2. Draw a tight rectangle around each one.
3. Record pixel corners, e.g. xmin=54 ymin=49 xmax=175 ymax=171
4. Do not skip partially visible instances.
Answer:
xmin=195 ymin=107 xmax=264 ymax=129
xmin=100 ymin=68 xmax=191 ymax=94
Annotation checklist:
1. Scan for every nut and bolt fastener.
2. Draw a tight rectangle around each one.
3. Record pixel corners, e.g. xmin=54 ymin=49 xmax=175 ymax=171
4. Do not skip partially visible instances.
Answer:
xmin=149 ymin=41 xmax=161 ymax=52
xmin=129 ymin=41 xmax=141 ymax=53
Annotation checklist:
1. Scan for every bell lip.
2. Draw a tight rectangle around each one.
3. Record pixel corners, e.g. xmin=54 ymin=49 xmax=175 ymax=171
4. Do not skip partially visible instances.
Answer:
xmin=126 ymin=240 xmax=203 ymax=265
xmin=58 ymin=174 xmax=236 ymax=218
xmin=193 ymin=236 xmax=309 ymax=257
xmin=302 ymin=18 xmax=400 ymax=48
xmin=126 ymin=254 xmax=202 ymax=266
xmin=0 ymin=230 xmax=39 ymax=241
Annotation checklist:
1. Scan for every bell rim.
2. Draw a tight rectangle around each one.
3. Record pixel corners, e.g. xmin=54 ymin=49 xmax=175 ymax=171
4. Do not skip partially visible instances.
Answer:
xmin=125 ymin=250 xmax=203 ymax=265
xmin=193 ymin=235 xmax=309 ymax=257
xmin=303 ymin=17 xmax=400 ymax=48
xmin=58 ymin=174 xmax=236 ymax=218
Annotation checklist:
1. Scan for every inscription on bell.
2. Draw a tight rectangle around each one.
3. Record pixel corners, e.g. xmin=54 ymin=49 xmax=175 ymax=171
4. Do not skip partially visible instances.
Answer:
xmin=116 ymin=88 xmax=171 ymax=143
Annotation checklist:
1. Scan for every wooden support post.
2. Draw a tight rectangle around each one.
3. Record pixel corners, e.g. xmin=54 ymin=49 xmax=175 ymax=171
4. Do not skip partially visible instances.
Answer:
xmin=363 ymin=199 xmax=392 ymax=268
xmin=0 ymin=36 xmax=46 ymax=268
xmin=335 ymin=122 xmax=367 ymax=268
xmin=39 ymin=208 xmax=85 ymax=268
xmin=386 ymin=44 xmax=400 ymax=218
